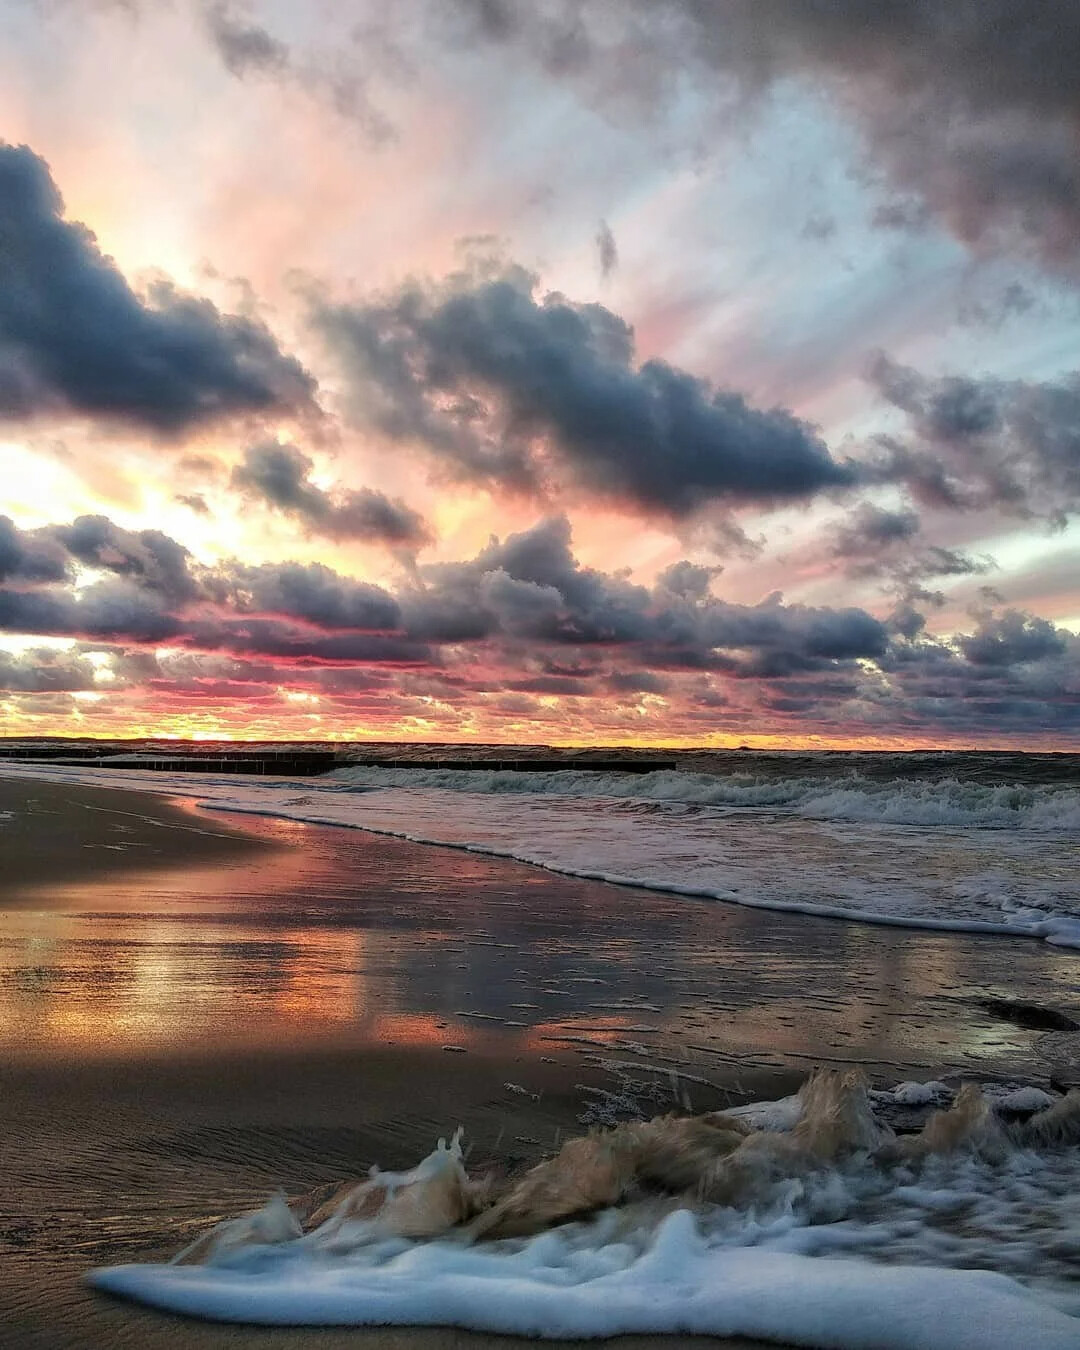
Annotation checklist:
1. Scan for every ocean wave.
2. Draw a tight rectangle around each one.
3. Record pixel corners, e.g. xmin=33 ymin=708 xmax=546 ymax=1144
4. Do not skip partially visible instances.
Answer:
xmin=327 ymin=766 xmax=1080 ymax=831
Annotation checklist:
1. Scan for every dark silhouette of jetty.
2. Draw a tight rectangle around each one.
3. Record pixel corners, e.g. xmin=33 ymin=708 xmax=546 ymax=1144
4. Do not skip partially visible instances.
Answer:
xmin=0 ymin=739 xmax=675 ymax=777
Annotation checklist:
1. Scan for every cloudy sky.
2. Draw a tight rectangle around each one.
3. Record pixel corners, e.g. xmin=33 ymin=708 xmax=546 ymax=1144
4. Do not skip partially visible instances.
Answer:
xmin=1 ymin=0 xmax=1078 ymax=746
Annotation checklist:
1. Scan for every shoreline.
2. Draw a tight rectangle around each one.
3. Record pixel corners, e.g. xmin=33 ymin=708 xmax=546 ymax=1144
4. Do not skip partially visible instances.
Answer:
xmin=4 ymin=759 xmax=1078 ymax=953
xmin=194 ymin=795 xmax=1080 ymax=946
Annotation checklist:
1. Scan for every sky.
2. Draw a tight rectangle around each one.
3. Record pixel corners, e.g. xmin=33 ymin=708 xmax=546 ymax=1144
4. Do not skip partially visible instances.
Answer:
xmin=1 ymin=0 xmax=1079 ymax=747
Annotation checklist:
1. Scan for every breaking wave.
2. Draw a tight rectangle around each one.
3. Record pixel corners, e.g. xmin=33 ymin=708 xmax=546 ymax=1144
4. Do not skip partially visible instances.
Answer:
xmin=327 ymin=766 xmax=1080 ymax=832
xmin=89 ymin=1072 xmax=1080 ymax=1348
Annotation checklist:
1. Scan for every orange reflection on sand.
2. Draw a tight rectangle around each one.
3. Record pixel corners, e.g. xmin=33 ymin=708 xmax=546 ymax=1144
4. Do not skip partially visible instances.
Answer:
xmin=370 ymin=1012 xmax=467 ymax=1048
xmin=265 ymin=928 xmax=383 ymax=1027
xmin=0 ymin=908 xmax=407 ymax=1058
xmin=519 ymin=1018 xmax=661 ymax=1054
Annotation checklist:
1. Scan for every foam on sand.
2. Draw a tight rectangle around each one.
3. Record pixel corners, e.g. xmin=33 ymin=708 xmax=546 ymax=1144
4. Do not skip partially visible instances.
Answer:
xmin=89 ymin=1072 xmax=1080 ymax=1348
xmin=89 ymin=1223 xmax=1078 ymax=1348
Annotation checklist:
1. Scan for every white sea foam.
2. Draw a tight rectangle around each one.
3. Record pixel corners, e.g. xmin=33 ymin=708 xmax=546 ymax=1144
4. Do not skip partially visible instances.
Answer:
xmin=89 ymin=1223 xmax=1080 ymax=1348
xmin=725 ymin=1093 xmax=804 ymax=1131
xmin=89 ymin=1077 xmax=1080 ymax=1348
xmin=877 ymin=1081 xmax=952 ymax=1107
xmin=984 ymin=1084 xmax=1059 ymax=1114
xmin=2 ymin=762 xmax=1079 ymax=949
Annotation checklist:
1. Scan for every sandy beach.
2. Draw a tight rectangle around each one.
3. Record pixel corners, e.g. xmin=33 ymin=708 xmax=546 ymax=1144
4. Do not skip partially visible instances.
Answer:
xmin=2 ymin=774 xmax=1078 ymax=1349
xmin=0 ymin=778 xmax=276 ymax=900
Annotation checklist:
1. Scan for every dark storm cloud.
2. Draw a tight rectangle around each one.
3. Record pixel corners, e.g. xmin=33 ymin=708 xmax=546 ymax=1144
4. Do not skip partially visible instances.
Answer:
xmin=449 ymin=0 xmax=1080 ymax=271
xmin=917 ymin=548 xmax=995 ymax=581
xmin=232 ymin=442 xmax=321 ymax=512
xmin=0 ymin=516 xmax=69 ymax=583
xmin=0 ymin=504 xmax=913 ymax=698
xmin=656 ymin=560 xmax=721 ymax=600
xmin=108 ymin=648 xmax=279 ymax=691
xmin=0 ymin=579 xmax=181 ymax=644
xmin=43 ymin=515 xmax=202 ymax=601
xmin=231 ymin=442 xmax=432 ymax=549
xmin=0 ymin=647 xmax=98 ymax=693
xmin=0 ymin=513 xmax=403 ymax=648
xmin=177 ymin=616 xmax=432 ymax=665
xmin=826 ymin=503 xmax=995 ymax=606
xmin=316 ymin=269 xmax=856 ymax=518
xmin=408 ymin=515 xmax=888 ymax=674
xmin=0 ymin=587 xmax=421 ymax=665
xmin=209 ymin=559 xmax=401 ymax=631
xmin=831 ymin=504 xmax=921 ymax=556
xmin=608 ymin=669 xmax=669 ymax=695
xmin=876 ymin=612 xmax=1080 ymax=734
xmin=959 ymin=610 xmax=1069 ymax=667
xmin=700 ymin=601 xmax=888 ymax=672
xmin=312 ymin=666 xmax=392 ymax=694
xmin=0 ymin=143 xmax=315 ymax=433
xmin=869 ymin=355 xmax=1080 ymax=524
xmin=407 ymin=516 xmax=655 ymax=645
xmin=0 ymin=509 xmax=884 ymax=682
xmin=506 ymin=674 xmax=592 ymax=696
xmin=3 ymin=506 xmax=1078 ymax=737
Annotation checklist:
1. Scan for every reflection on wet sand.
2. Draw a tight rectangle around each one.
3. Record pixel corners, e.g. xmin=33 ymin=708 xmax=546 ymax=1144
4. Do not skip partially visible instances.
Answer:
xmin=2 ymin=804 xmax=1079 ymax=1081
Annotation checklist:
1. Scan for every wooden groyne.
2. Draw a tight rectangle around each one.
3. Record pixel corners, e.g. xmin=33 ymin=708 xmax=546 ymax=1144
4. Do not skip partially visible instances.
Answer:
xmin=89 ymin=752 xmax=341 ymax=776
xmin=0 ymin=749 xmax=340 ymax=776
xmin=0 ymin=744 xmax=676 ymax=776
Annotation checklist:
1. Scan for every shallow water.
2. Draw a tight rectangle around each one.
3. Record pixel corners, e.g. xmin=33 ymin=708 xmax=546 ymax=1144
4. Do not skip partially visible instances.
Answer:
xmin=5 ymin=760 xmax=1079 ymax=946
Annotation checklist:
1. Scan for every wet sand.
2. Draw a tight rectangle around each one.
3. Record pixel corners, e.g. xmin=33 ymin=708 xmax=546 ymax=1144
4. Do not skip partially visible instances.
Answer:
xmin=2 ymin=776 xmax=1079 ymax=1348
xmin=0 ymin=778 xmax=275 ymax=899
